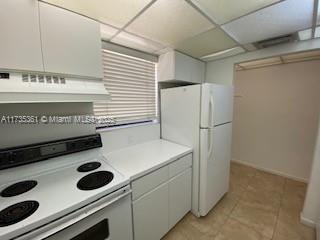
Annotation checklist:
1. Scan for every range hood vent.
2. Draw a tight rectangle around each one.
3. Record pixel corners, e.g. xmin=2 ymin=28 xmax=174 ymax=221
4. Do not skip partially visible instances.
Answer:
xmin=253 ymin=34 xmax=298 ymax=49
xmin=0 ymin=72 xmax=110 ymax=103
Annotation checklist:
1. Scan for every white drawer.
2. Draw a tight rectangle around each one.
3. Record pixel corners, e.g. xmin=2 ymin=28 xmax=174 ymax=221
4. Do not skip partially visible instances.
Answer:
xmin=132 ymin=166 xmax=169 ymax=200
xmin=169 ymin=154 xmax=192 ymax=178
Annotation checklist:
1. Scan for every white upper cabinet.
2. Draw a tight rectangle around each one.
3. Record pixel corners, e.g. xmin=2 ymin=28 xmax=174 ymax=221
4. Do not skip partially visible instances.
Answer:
xmin=39 ymin=2 xmax=103 ymax=78
xmin=158 ymin=51 xmax=205 ymax=83
xmin=0 ymin=0 xmax=43 ymax=72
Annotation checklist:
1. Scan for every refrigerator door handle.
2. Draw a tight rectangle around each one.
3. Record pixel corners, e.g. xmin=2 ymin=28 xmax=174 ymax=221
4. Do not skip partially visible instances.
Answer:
xmin=209 ymin=95 xmax=215 ymax=127
xmin=208 ymin=128 xmax=214 ymax=158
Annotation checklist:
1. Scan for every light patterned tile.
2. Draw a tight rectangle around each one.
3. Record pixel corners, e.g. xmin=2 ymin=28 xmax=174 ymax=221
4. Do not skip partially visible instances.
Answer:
xmin=162 ymin=226 xmax=187 ymax=240
xmin=280 ymin=179 xmax=307 ymax=219
xmin=283 ymin=179 xmax=307 ymax=200
xmin=273 ymin=208 xmax=315 ymax=240
xmin=229 ymin=180 xmax=247 ymax=197
xmin=230 ymin=162 xmax=257 ymax=179
xmin=212 ymin=192 xmax=240 ymax=216
xmin=175 ymin=212 xmax=228 ymax=240
xmin=248 ymin=170 xmax=285 ymax=195
xmin=230 ymin=201 xmax=278 ymax=238
xmin=229 ymin=162 xmax=257 ymax=196
xmin=240 ymin=186 xmax=282 ymax=213
xmin=214 ymin=218 xmax=271 ymax=240
xmin=164 ymin=163 xmax=312 ymax=240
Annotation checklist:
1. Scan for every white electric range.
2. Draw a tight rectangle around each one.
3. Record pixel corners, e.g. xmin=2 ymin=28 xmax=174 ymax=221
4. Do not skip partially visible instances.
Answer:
xmin=0 ymin=134 xmax=133 ymax=240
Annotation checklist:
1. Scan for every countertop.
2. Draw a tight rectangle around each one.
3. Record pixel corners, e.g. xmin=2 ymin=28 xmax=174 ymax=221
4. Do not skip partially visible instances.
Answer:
xmin=104 ymin=139 xmax=192 ymax=180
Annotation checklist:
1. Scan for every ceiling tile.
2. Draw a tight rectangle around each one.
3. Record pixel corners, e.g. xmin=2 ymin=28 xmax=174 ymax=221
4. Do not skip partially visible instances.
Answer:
xmin=111 ymin=31 xmax=165 ymax=53
xmin=222 ymin=0 xmax=314 ymax=44
xmin=201 ymin=46 xmax=245 ymax=61
xmin=126 ymin=0 xmax=214 ymax=45
xmin=100 ymin=24 xmax=119 ymax=41
xmin=174 ymin=28 xmax=237 ymax=58
xmin=298 ymin=28 xmax=312 ymax=41
xmin=191 ymin=0 xmax=280 ymax=24
xmin=42 ymin=0 xmax=152 ymax=28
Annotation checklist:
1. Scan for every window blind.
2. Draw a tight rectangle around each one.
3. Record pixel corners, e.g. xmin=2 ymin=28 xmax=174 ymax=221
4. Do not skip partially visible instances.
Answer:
xmin=94 ymin=49 xmax=157 ymax=126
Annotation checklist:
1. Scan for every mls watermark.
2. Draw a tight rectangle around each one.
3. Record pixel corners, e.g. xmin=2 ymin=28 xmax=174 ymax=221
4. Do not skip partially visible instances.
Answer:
xmin=0 ymin=115 xmax=116 ymax=125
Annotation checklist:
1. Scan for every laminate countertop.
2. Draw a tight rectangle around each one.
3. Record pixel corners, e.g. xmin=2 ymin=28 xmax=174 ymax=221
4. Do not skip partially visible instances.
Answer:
xmin=104 ymin=139 xmax=192 ymax=180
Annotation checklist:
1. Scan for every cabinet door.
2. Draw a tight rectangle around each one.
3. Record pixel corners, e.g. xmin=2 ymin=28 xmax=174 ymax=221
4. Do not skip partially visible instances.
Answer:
xmin=175 ymin=51 xmax=193 ymax=82
xmin=157 ymin=51 xmax=175 ymax=82
xmin=39 ymin=2 xmax=103 ymax=78
xmin=192 ymin=58 xmax=205 ymax=84
xmin=0 ymin=0 xmax=43 ymax=71
xmin=158 ymin=51 xmax=204 ymax=83
xmin=133 ymin=183 xmax=169 ymax=240
xmin=169 ymin=168 xmax=192 ymax=228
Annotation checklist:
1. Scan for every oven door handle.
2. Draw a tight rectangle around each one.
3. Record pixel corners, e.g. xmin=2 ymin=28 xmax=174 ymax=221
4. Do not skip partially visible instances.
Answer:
xmin=18 ymin=188 xmax=132 ymax=240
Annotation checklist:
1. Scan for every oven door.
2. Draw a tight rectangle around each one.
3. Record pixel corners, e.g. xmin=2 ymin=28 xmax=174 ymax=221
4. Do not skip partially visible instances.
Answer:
xmin=46 ymin=191 xmax=132 ymax=240
xmin=17 ymin=186 xmax=133 ymax=240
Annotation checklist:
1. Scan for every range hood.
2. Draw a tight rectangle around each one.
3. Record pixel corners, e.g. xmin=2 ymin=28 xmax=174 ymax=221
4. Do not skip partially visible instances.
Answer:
xmin=0 ymin=72 xmax=110 ymax=103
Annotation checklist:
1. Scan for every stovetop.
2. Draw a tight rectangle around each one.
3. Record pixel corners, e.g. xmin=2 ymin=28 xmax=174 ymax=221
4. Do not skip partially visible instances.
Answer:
xmin=0 ymin=149 xmax=129 ymax=240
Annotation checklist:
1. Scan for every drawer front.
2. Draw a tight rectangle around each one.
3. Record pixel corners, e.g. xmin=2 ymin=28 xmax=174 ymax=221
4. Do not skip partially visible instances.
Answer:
xmin=132 ymin=166 xmax=169 ymax=200
xmin=169 ymin=154 xmax=192 ymax=178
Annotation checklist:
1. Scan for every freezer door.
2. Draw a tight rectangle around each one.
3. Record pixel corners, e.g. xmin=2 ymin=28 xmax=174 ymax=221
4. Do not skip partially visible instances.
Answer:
xmin=199 ymin=123 xmax=232 ymax=216
xmin=200 ymin=83 xmax=233 ymax=128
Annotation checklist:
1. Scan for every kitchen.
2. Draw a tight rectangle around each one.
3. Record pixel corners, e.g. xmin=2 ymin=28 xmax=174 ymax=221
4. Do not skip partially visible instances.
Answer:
xmin=0 ymin=0 xmax=320 ymax=240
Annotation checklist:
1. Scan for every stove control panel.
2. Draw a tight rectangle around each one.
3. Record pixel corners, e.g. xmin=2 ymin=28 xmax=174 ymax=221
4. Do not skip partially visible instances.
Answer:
xmin=0 ymin=134 xmax=102 ymax=170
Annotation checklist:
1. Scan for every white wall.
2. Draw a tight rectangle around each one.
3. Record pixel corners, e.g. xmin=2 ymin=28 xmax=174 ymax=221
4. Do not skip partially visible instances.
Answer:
xmin=232 ymin=61 xmax=320 ymax=182
xmin=0 ymin=103 xmax=95 ymax=148
xmin=206 ymin=38 xmax=320 ymax=85
xmin=205 ymin=38 xmax=320 ymax=182
xmin=99 ymin=123 xmax=160 ymax=154
xmin=302 ymin=117 xmax=320 ymax=226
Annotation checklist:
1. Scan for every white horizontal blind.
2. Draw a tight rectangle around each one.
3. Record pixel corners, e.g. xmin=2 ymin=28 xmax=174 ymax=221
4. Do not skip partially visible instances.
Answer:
xmin=94 ymin=49 xmax=157 ymax=126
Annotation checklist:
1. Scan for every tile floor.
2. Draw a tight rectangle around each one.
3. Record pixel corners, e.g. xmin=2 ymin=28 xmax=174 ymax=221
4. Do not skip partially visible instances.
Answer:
xmin=163 ymin=162 xmax=316 ymax=240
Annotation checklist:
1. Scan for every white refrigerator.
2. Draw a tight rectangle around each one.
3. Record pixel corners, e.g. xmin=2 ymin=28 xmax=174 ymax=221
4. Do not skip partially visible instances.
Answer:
xmin=161 ymin=83 xmax=233 ymax=216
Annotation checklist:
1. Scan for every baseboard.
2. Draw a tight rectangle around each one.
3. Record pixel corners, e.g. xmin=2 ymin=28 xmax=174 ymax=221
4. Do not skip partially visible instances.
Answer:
xmin=300 ymin=212 xmax=316 ymax=228
xmin=231 ymin=159 xmax=308 ymax=183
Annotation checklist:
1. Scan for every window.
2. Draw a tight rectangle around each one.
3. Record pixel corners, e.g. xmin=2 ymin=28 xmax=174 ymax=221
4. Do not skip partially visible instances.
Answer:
xmin=94 ymin=50 xmax=157 ymax=127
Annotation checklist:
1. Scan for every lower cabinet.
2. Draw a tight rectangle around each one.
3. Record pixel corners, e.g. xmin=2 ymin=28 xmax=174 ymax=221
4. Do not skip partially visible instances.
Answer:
xmin=169 ymin=168 xmax=192 ymax=229
xmin=132 ymin=154 xmax=192 ymax=240
xmin=132 ymin=183 xmax=169 ymax=240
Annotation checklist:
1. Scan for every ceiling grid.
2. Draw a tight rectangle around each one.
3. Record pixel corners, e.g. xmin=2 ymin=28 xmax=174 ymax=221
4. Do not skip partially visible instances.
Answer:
xmin=41 ymin=0 xmax=320 ymax=61
xmin=108 ymin=0 xmax=158 ymax=41
xmin=183 ymin=0 xmax=247 ymax=52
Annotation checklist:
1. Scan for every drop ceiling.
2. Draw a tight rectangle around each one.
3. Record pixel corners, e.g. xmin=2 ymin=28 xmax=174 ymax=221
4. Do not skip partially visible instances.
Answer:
xmin=41 ymin=0 xmax=320 ymax=61
xmin=222 ymin=0 xmax=314 ymax=44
